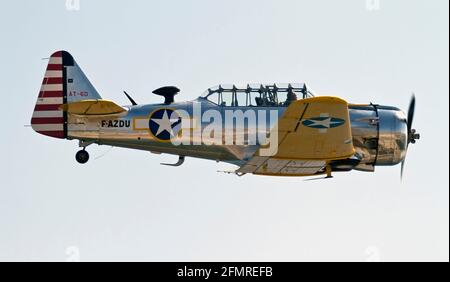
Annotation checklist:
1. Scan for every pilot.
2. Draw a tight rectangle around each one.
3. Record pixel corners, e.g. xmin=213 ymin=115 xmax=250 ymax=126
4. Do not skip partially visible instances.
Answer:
xmin=285 ymin=91 xmax=298 ymax=106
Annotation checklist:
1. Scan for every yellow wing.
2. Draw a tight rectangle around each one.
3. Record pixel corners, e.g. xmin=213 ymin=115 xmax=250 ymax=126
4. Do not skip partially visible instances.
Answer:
xmin=238 ymin=96 xmax=355 ymax=176
xmin=59 ymin=100 xmax=126 ymax=115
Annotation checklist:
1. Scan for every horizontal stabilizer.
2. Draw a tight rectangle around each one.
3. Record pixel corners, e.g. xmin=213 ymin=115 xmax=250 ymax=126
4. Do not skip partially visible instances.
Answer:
xmin=59 ymin=100 xmax=126 ymax=115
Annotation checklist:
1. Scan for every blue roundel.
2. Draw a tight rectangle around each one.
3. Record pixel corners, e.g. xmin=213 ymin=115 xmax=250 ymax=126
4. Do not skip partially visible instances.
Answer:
xmin=149 ymin=108 xmax=182 ymax=141
xmin=302 ymin=117 xmax=345 ymax=129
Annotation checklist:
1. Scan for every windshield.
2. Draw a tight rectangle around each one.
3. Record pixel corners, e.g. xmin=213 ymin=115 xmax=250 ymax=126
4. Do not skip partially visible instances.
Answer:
xmin=201 ymin=83 xmax=314 ymax=107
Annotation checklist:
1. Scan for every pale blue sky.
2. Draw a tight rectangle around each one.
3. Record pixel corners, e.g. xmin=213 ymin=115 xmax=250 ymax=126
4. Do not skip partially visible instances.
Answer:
xmin=0 ymin=0 xmax=448 ymax=261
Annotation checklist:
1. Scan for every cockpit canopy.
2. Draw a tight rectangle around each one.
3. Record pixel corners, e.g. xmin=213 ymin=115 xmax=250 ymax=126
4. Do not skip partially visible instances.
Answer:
xmin=201 ymin=83 xmax=315 ymax=107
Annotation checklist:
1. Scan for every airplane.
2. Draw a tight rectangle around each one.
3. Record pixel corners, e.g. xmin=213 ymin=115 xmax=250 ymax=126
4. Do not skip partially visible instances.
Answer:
xmin=31 ymin=51 xmax=420 ymax=178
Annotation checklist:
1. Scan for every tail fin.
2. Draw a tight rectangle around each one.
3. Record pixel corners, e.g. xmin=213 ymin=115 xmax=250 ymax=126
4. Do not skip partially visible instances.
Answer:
xmin=31 ymin=50 xmax=102 ymax=139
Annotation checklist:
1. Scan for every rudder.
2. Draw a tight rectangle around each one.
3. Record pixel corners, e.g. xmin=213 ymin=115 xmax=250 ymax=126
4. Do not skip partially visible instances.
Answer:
xmin=31 ymin=50 xmax=102 ymax=139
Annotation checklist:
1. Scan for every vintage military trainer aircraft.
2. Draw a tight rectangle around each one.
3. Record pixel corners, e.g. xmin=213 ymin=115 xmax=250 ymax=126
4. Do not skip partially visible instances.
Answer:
xmin=31 ymin=51 xmax=420 ymax=178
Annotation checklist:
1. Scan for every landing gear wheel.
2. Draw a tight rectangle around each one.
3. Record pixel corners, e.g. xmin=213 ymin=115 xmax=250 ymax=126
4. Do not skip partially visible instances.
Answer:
xmin=75 ymin=150 xmax=89 ymax=164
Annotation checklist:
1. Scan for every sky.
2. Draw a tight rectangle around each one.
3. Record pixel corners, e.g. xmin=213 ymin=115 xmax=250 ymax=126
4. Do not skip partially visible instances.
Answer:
xmin=0 ymin=0 xmax=448 ymax=262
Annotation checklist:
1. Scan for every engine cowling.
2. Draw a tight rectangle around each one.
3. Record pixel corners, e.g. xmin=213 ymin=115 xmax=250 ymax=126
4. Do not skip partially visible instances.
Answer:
xmin=349 ymin=105 xmax=408 ymax=168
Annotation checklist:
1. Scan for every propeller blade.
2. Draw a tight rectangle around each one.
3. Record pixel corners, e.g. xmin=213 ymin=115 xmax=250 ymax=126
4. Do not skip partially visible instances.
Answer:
xmin=304 ymin=175 xmax=334 ymax=182
xmin=401 ymin=159 xmax=405 ymax=180
xmin=407 ymin=94 xmax=416 ymax=137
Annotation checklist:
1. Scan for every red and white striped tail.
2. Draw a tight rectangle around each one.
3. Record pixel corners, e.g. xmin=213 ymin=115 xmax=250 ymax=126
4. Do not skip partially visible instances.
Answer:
xmin=31 ymin=50 xmax=102 ymax=139
xmin=31 ymin=51 xmax=66 ymax=139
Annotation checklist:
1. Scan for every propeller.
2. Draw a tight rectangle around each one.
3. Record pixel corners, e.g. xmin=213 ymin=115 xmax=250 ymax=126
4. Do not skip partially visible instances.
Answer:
xmin=401 ymin=94 xmax=420 ymax=179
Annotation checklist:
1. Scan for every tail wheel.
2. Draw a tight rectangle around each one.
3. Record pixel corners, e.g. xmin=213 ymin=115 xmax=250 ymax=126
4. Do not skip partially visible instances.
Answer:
xmin=75 ymin=150 xmax=89 ymax=164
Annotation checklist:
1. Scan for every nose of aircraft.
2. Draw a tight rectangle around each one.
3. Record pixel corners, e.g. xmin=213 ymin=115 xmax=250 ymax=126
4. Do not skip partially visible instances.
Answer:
xmin=375 ymin=108 xmax=408 ymax=166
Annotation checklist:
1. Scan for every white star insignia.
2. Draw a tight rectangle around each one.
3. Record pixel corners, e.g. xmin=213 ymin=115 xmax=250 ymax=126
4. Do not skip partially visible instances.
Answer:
xmin=308 ymin=117 xmax=341 ymax=128
xmin=152 ymin=110 xmax=180 ymax=137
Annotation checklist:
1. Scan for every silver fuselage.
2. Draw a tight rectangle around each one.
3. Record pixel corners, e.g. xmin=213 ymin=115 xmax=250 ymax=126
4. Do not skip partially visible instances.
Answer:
xmin=67 ymin=97 xmax=408 ymax=171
